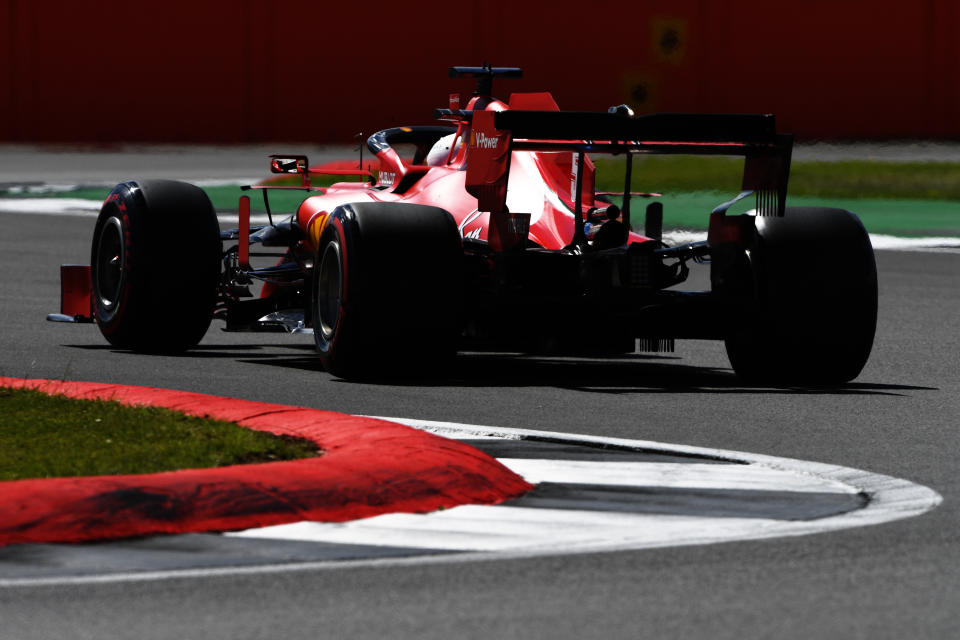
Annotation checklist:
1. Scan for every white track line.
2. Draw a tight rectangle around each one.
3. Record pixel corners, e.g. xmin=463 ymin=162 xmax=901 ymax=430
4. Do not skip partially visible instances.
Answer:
xmin=491 ymin=459 xmax=857 ymax=493
xmin=662 ymin=230 xmax=960 ymax=251
xmin=0 ymin=198 xmax=102 ymax=214
xmin=0 ymin=199 xmax=273 ymax=226
xmin=229 ymin=508 xmax=790 ymax=552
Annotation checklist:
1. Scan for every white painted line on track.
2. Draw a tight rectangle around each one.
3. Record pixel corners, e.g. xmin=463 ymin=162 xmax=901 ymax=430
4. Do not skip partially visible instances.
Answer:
xmin=869 ymin=234 xmax=960 ymax=251
xmin=493 ymin=458 xmax=857 ymax=493
xmin=0 ymin=198 xmax=102 ymax=214
xmin=0 ymin=200 xmax=273 ymax=227
xmin=663 ymin=230 xmax=960 ymax=252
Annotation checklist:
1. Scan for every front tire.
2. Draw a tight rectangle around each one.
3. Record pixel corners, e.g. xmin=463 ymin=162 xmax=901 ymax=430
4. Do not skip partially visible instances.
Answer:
xmin=725 ymin=207 xmax=877 ymax=385
xmin=91 ymin=180 xmax=221 ymax=352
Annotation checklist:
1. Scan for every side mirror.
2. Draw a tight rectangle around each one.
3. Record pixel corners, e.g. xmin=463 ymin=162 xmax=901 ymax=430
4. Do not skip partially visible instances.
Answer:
xmin=270 ymin=155 xmax=309 ymax=174
xmin=269 ymin=154 xmax=310 ymax=187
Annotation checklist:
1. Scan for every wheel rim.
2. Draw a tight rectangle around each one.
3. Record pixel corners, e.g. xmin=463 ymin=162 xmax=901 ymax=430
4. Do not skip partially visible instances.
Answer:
xmin=316 ymin=242 xmax=342 ymax=340
xmin=94 ymin=216 xmax=125 ymax=309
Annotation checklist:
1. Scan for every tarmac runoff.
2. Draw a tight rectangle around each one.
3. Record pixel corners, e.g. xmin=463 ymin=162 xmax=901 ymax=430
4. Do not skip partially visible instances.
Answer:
xmin=0 ymin=381 xmax=942 ymax=585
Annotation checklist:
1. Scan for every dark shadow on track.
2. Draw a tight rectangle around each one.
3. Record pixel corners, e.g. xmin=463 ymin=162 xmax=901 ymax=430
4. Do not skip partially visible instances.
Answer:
xmin=64 ymin=343 xmax=321 ymax=363
xmin=383 ymin=354 xmax=935 ymax=396
xmin=506 ymin=482 xmax=869 ymax=520
xmin=60 ymin=345 xmax=937 ymax=396
xmin=241 ymin=351 xmax=933 ymax=396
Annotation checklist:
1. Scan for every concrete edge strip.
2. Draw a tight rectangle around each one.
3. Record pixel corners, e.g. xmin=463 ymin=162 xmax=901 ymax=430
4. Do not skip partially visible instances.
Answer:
xmin=0 ymin=417 xmax=941 ymax=588
xmin=0 ymin=379 xmax=531 ymax=547
xmin=384 ymin=417 xmax=944 ymax=532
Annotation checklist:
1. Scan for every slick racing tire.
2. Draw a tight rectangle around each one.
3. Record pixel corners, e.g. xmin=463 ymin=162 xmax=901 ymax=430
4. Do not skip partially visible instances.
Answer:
xmin=313 ymin=202 xmax=463 ymax=378
xmin=724 ymin=207 xmax=877 ymax=385
xmin=91 ymin=180 xmax=221 ymax=352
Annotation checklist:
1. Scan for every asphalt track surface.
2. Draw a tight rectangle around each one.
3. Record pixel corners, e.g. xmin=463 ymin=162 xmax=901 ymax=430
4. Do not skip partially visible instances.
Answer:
xmin=1 ymin=205 xmax=959 ymax=636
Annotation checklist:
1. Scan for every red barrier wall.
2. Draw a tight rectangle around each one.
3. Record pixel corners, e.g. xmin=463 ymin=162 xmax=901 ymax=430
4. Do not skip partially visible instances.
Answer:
xmin=2 ymin=1 xmax=957 ymax=143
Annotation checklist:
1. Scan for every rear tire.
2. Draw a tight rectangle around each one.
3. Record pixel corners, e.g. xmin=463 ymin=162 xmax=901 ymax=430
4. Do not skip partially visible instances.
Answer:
xmin=313 ymin=202 xmax=463 ymax=378
xmin=91 ymin=180 xmax=221 ymax=352
xmin=725 ymin=207 xmax=877 ymax=385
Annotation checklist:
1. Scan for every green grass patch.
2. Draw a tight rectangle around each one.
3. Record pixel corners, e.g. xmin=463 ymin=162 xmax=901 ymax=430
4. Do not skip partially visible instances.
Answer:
xmin=607 ymin=191 xmax=960 ymax=236
xmin=789 ymin=161 xmax=960 ymax=200
xmin=206 ymin=185 xmax=314 ymax=214
xmin=0 ymin=387 xmax=320 ymax=481
xmin=593 ymin=155 xmax=960 ymax=201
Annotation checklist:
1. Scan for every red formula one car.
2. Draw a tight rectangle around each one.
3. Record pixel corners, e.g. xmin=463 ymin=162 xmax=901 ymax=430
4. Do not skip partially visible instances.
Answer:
xmin=51 ymin=66 xmax=877 ymax=384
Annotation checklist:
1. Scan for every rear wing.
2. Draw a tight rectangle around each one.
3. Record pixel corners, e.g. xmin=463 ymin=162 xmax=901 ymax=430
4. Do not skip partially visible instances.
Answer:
xmin=453 ymin=109 xmax=792 ymax=222
xmin=495 ymin=111 xmax=779 ymax=145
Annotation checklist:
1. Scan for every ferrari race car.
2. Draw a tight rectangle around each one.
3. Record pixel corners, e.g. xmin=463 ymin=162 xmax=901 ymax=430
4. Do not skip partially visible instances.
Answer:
xmin=50 ymin=66 xmax=877 ymax=384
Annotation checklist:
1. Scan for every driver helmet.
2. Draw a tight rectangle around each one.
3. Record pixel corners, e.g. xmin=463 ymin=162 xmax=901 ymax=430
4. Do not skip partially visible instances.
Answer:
xmin=425 ymin=133 xmax=461 ymax=166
